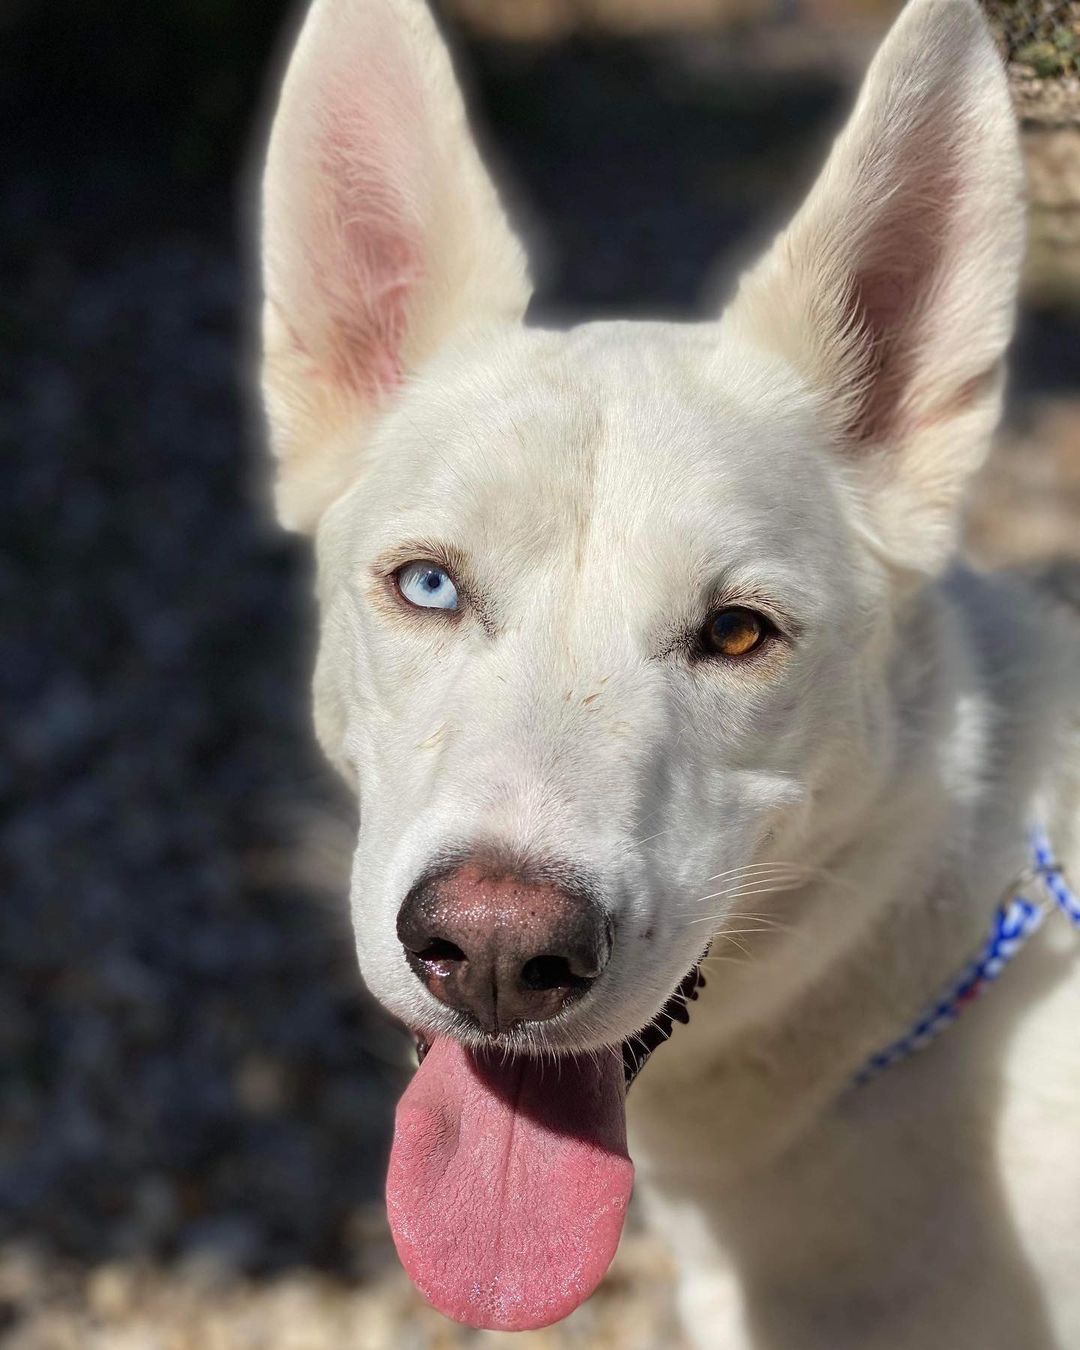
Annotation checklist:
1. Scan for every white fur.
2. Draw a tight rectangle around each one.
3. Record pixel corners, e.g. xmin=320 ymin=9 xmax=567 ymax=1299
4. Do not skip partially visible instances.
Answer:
xmin=259 ymin=1 xmax=1080 ymax=1344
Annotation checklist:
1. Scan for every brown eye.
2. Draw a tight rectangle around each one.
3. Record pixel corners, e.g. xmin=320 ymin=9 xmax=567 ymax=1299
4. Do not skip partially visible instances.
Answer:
xmin=704 ymin=607 xmax=771 ymax=658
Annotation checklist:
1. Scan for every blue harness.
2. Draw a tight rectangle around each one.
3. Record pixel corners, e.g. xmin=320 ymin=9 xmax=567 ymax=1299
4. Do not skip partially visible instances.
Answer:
xmin=855 ymin=827 xmax=1080 ymax=1085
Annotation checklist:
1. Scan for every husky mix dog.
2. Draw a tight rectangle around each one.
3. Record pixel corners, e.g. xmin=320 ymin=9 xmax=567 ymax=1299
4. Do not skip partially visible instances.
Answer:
xmin=256 ymin=0 xmax=1080 ymax=1344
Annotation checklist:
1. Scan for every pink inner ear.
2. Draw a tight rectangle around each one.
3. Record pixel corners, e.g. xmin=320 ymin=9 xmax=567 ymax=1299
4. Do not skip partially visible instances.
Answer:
xmin=843 ymin=143 xmax=957 ymax=449
xmin=301 ymin=73 xmax=428 ymax=406
xmin=328 ymin=225 xmax=417 ymax=397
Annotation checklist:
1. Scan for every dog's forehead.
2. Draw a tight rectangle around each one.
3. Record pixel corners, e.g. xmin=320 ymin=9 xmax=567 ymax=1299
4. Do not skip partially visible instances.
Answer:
xmin=351 ymin=320 xmax=845 ymax=576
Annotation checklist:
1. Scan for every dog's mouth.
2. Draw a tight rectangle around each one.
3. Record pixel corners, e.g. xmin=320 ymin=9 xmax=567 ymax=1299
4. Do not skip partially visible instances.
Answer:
xmin=386 ymin=962 xmax=705 ymax=1332
xmin=407 ymin=960 xmax=705 ymax=1086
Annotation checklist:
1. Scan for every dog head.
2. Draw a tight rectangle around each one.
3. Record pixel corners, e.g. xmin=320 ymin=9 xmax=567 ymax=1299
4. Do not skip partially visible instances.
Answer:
xmin=258 ymin=0 xmax=1023 ymax=1328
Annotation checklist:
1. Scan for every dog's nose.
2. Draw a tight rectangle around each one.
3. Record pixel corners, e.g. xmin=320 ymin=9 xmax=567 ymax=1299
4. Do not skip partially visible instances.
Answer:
xmin=397 ymin=863 xmax=612 ymax=1034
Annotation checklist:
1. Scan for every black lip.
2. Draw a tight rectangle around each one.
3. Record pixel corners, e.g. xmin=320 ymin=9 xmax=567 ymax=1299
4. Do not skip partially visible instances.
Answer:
xmin=409 ymin=961 xmax=706 ymax=1088
xmin=621 ymin=962 xmax=706 ymax=1088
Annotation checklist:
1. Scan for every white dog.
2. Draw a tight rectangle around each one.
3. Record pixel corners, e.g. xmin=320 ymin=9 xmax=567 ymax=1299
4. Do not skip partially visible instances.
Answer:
xmin=258 ymin=0 xmax=1080 ymax=1344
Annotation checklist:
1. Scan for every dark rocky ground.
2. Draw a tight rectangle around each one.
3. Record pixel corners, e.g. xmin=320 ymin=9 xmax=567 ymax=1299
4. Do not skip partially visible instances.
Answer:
xmin=2 ymin=4 xmax=1078 ymax=1344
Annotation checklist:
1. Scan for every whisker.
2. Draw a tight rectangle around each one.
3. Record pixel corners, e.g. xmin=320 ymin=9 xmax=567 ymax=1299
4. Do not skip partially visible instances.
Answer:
xmin=723 ymin=911 xmax=791 ymax=927
xmin=726 ymin=919 xmax=792 ymax=935
xmin=700 ymin=862 xmax=821 ymax=884
xmin=635 ymin=826 xmax=675 ymax=846
xmin=707 ymin=925 xmax=787 ymax=939
xmin=687 ymin=879 xmax=807 ymax=911
xmin=669 ymin=869 xmax=813 ymax=912
xmin=632 ymin=805 xmax=665 ymax=830
xmin=717 ymin=912 xmax=793 ymax=931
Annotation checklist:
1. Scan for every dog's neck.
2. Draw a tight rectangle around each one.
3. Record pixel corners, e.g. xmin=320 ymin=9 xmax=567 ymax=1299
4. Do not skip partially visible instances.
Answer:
xmin=629 ymin=569 xmax=1070 ymax=1176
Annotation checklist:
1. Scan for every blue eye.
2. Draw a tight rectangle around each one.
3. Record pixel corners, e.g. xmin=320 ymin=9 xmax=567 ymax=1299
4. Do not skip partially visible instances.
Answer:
xmin=396 ymin=561 xmax=460 ymax=611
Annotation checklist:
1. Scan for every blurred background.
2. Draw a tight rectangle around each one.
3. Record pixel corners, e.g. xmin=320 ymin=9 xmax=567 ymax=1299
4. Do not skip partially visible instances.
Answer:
xmin=2 ymin=0 xmax=1078 ymax=1345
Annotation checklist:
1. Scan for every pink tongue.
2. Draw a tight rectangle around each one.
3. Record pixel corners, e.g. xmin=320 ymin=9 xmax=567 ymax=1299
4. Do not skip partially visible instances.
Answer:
xmin=386 ymin=1036 xmax=633 ymax=1331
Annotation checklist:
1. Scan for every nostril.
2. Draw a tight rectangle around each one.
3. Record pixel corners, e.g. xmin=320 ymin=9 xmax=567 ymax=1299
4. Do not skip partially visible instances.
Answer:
xmin=520 ymin=954 xmax=591 ymax=993
xmin=414 ymin=938 xmax=467 ymax=966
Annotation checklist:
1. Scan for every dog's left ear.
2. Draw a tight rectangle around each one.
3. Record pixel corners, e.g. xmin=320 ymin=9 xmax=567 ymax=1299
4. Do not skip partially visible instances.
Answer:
xmin=724 ymin=0 xmax=1024 ymax=576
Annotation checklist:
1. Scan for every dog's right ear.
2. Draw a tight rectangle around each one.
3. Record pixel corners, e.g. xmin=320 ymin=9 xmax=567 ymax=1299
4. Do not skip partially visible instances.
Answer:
xmin=260 ymin=0 xmax=531 ymax=531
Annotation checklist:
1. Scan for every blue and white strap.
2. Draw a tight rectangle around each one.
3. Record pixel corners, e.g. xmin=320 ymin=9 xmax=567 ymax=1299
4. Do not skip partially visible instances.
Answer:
xmin=855 ymin=828 xmax=1079 ymax=1085
xmin=1031 ymin=824 xmax=1080 ymax=925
